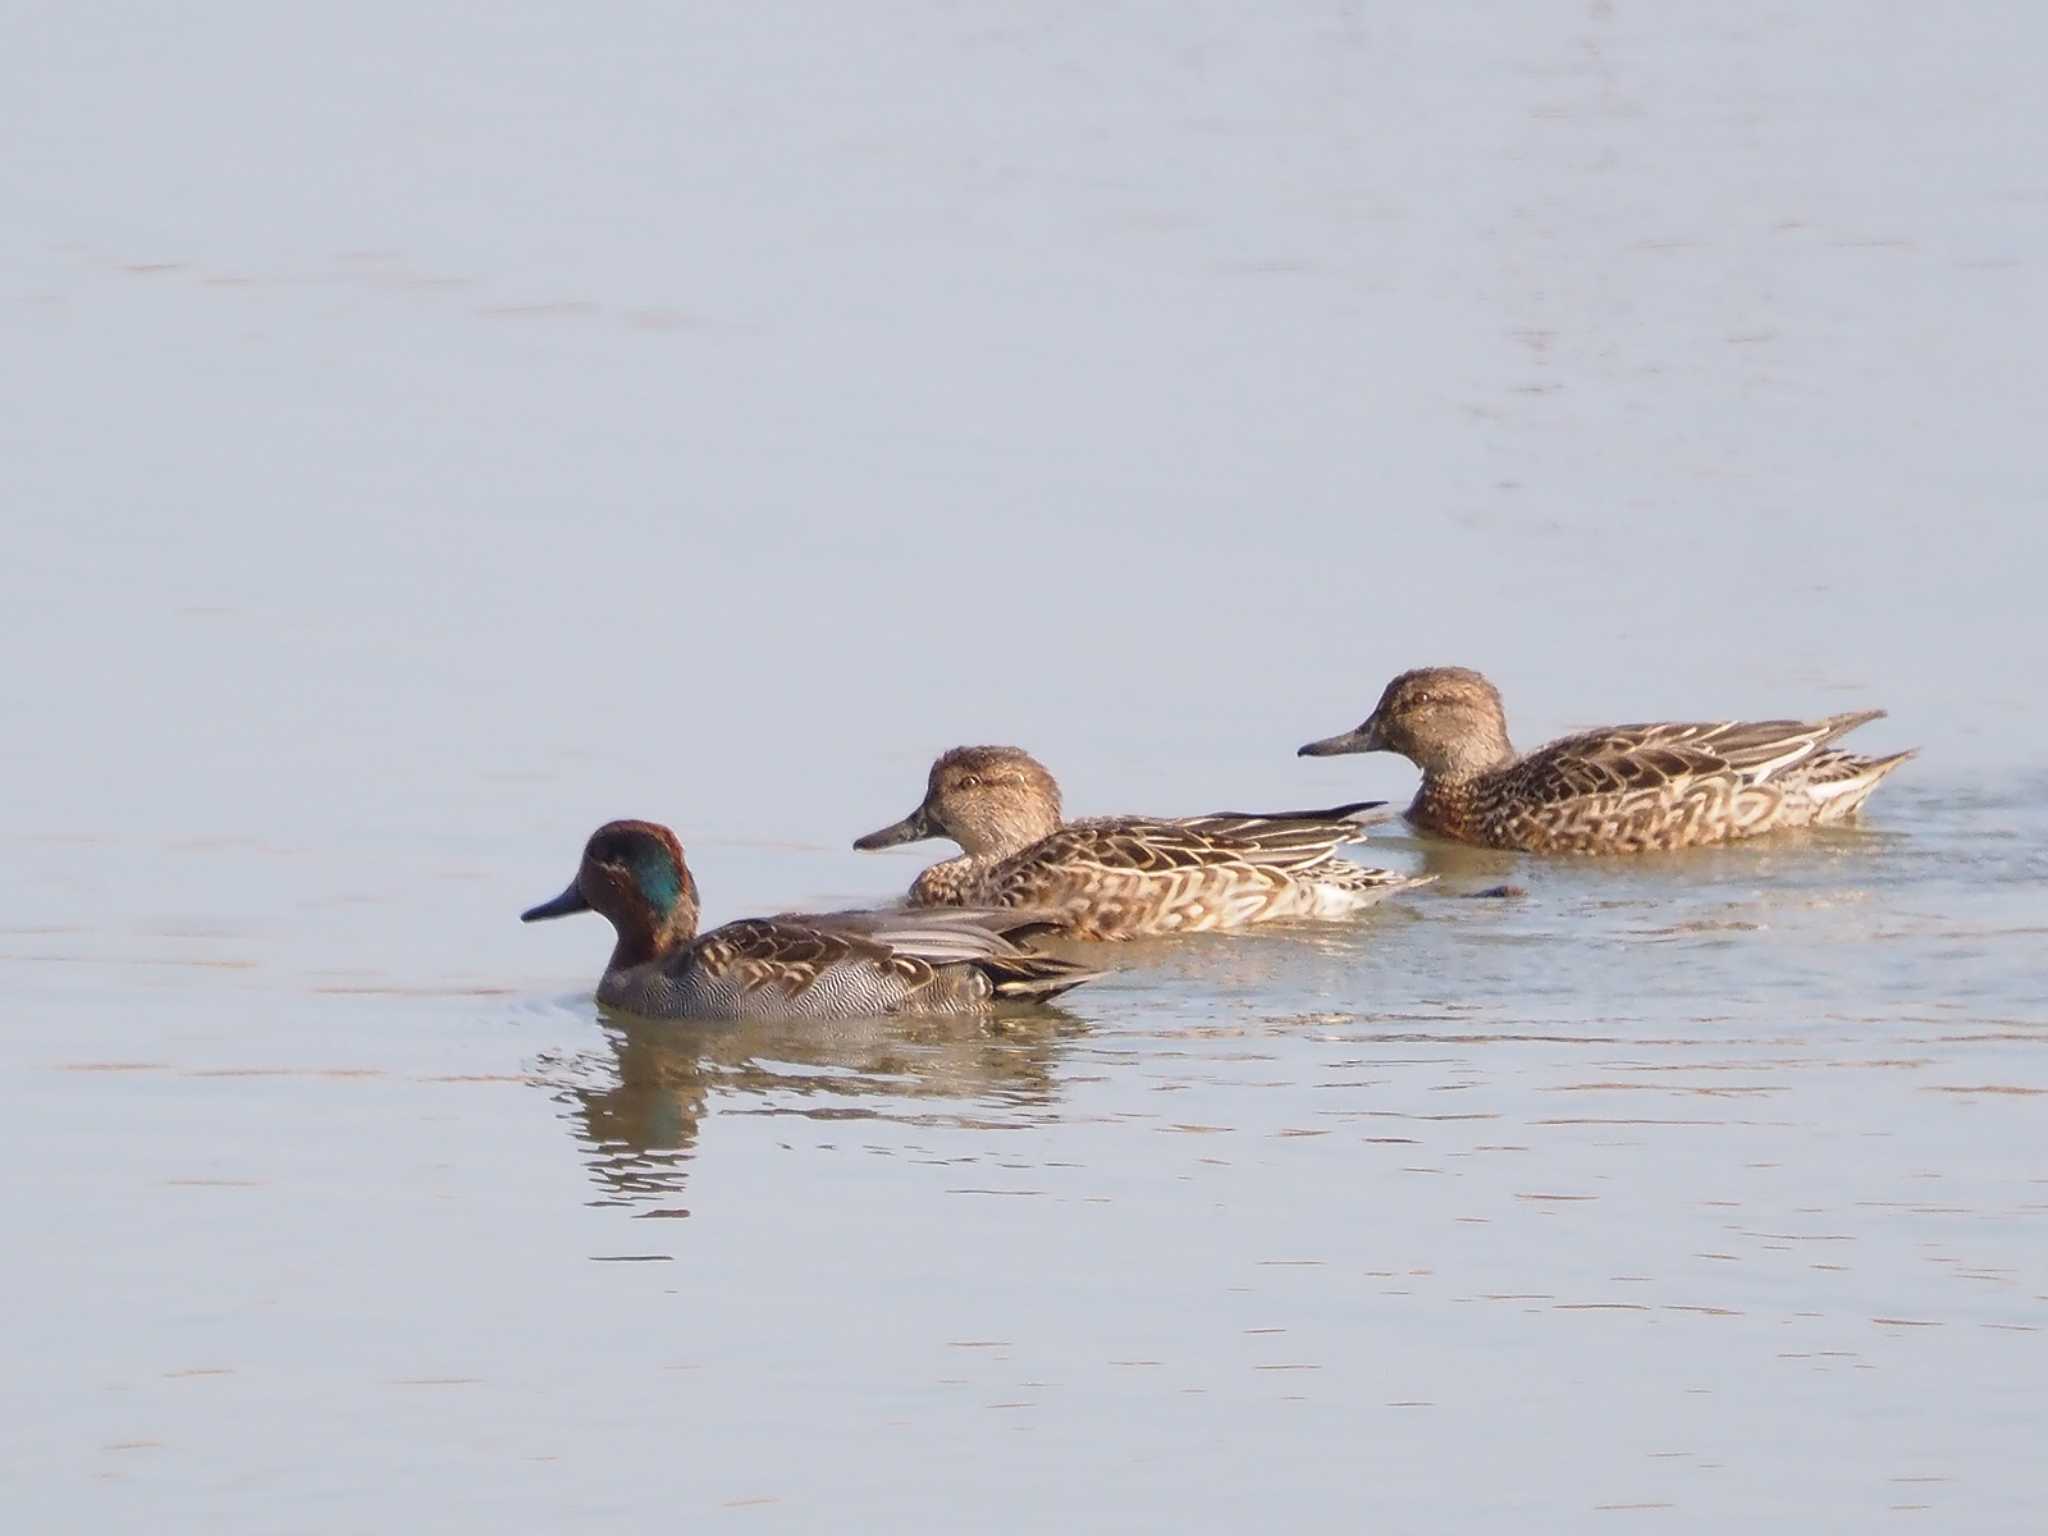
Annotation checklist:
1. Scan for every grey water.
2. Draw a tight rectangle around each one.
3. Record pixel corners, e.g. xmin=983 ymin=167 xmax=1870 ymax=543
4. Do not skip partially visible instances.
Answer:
xmin=5 ymin=2 xmax=2046 ymax=1529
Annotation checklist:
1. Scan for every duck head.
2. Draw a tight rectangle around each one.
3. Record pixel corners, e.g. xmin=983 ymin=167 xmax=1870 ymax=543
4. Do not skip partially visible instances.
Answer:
xmin=1299 ymin=666 xmax=1515 ymax=778
xmin=854 ymin=745 xmax=1064 ymax=860
xmin=522 ymin=819 xmax=702 ymax=968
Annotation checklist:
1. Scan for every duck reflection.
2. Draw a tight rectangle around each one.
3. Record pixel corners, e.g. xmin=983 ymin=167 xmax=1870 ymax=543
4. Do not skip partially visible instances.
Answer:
xmin=1402 ymin=831 xmax=1523 ymax=888
xmin=544 ymin=1007 xmax=1084 ymax=1207
xmin=1393 ymin=817 xmax=1902 ymax=889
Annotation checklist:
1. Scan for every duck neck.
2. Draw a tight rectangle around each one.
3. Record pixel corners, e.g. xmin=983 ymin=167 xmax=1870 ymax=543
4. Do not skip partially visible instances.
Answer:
xmin=1406 ymin=739 xmax=1505 ymax=831
xmin=605 ymin=883 xmax=701 ymax=973
xmin=1417 ymin=728 xmax=1516 ymax=787
xmin=954 ymin=803 xmax=1063 ymax=863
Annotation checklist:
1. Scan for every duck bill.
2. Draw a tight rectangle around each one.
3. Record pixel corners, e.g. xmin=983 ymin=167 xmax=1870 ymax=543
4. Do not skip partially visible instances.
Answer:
xmin=853 ymin=805 xmax=936 ymax=851
xmin=1298 ymin=719 xmax=1382 ymax=757
xmin=521 ymin=881 xmax=592 ymax=922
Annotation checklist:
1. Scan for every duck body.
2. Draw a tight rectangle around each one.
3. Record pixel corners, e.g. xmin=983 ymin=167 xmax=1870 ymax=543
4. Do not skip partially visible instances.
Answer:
xmin=593 ymin=909 xmax=1090 ymax=1019
xmin=1301 ymin=668 xmax=1915 ymax=856
xmin=1408 ymin=714 xmax=1912 ymax=854
xmin=525 ymin=821 xmax=1097 ymax=1020
xmin=856 ymin=747 xmax=1430 ymax=939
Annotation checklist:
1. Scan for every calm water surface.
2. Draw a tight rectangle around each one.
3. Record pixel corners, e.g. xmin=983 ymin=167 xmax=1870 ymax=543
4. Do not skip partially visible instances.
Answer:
xmin=6 ymin=2 xmax=2046 ymax=1529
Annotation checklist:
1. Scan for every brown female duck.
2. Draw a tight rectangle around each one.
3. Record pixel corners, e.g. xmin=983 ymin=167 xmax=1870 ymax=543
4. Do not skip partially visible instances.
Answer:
xmin=854 ymin=746 xmax=1429 ymax=939
xmin=1299 ymin=667 xmax=1914 ymax=855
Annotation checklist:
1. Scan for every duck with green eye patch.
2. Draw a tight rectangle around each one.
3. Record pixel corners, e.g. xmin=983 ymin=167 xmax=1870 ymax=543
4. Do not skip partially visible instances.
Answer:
xmin=523 ymin=819 xmax=1100 ymax=1020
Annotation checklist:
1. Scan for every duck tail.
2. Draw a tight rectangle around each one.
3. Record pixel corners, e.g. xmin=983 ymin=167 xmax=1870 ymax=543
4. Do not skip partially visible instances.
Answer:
xmin=1814 ymin=708 xmax=1890 ymax=746
xmin=986 ymin=953 xmax=1105 ymax=1003
xmin=1804 ymin=747 xmax=1917 ymax=823
xmin=1321 ymin=863 xmax=1436 ymax=894
xmin=1304 ymin=863 xmax=1436 ymax=918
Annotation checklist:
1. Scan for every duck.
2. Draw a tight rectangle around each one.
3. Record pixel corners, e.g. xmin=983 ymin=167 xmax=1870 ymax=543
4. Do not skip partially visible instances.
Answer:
xmin=522 ymin=819 xmax=1100 ymax=1019
xmin=852 ymin=745 xmax=1430 ymax=939
xmin=1299 ymin=666 xmax=1915 ymax=855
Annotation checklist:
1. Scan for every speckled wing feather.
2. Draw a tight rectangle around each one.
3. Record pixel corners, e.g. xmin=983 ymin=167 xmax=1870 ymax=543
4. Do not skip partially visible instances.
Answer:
xmin=700 ymin=909 xmax=1096 ymax=1009
xmin=1448 ymin=709 xmax=1900 ymax=853
xmin=1510 ymin=711 xmax=1887 ymax=803
xmin=692 ymin=917 xmax=921 ymax=1002
xmin=802 ymin=908 xmax=1098 ymax=1003
xmin=790 ymin=907 xmax=1071 ymax=963
xmin=960 ymin=806 xmax=1415 ymax=936
xmin=1175 ymin=799 xmax=1391 ymax=847
xmin=1009 ymin=817 xmax=1356 ymax=881
xmin=1061 ymin=800 xmax=1386 ymax=875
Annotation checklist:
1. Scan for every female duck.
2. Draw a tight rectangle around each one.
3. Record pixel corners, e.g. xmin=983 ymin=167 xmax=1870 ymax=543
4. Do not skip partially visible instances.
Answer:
xmin=523 ymin=819 xmax=1099 ymax=1019
xmin=1299 ymin=666 xmax=1914 ymax=855
xmin=853 ymin=746 xmax=1429 ymax=939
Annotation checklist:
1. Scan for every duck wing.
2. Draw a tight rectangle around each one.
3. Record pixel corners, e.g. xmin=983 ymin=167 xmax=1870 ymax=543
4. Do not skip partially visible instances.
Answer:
xmin=686 ymin=917 xmax=891 ymax=1000
xmin=724 ymin=909 xmax=1100 ymax=1005
xmin=1177 ymin=799 xmax=1391 ymax=842
xmin=785 ymin=906 xmax=1075 ymax=961
xmin=1008 ymin=809 xmax=1378 ymax=882
xmin=1515 ymin=710 xmax=1887 ymax=802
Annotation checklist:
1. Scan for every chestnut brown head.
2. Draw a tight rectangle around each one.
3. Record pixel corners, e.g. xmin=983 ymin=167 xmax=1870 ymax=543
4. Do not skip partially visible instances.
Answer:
xmin=522 ymin=819 xmax=702 ymax=962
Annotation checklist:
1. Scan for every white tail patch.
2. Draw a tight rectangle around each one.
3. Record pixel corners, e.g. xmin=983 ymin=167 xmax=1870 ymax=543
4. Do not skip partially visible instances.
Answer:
xmin=1304 ymin=872 xmax=1436 ymax=918
xmin=1804 ymin=775 xmax=1870 ymax=805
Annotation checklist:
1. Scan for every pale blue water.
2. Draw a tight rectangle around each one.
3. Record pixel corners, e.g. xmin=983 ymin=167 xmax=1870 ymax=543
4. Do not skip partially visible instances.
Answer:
xmin=5 ymin=2 xmax=2046 ymax=1529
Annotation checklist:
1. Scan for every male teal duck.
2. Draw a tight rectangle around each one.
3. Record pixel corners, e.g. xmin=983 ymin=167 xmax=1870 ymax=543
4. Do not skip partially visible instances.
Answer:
xmin=523 ymin=820 xmax=1099 ymax=1019
xmin=1299 ymin=667 xmax=1915 ymax=855
xmin=853 ymin=746 xmax=1430 ymax=939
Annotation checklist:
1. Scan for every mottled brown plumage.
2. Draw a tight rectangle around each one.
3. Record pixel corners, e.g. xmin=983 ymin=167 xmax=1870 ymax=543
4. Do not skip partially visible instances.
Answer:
xmin=1300 ymin=667 xmax=1915 ymax=855
xmin=855 ymin=746 xmax=1430 ymax=938
xmin=523 ymin=819 xmax=1099 ymax=1018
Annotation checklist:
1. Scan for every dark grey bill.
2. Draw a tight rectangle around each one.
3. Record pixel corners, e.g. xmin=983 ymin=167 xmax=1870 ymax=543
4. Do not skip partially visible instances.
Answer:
xmin=1297 ymin=722 xmax=1381 ymax=757
xmin=852 ymin=805 xmax=936 ymax=851
xmin=521 ymin=882 xmax=592 ymax=922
